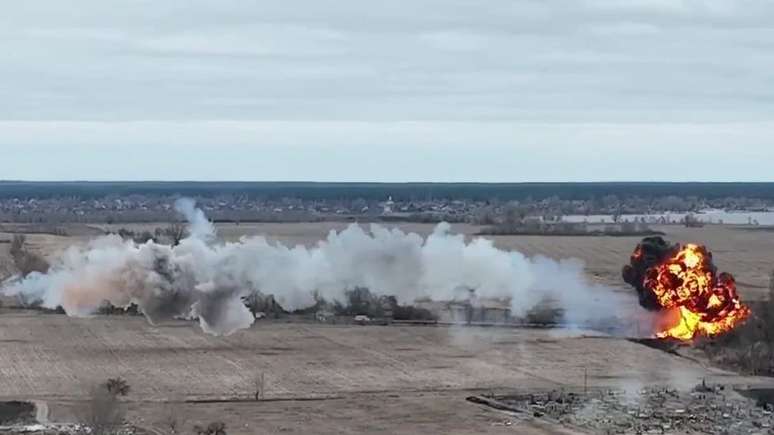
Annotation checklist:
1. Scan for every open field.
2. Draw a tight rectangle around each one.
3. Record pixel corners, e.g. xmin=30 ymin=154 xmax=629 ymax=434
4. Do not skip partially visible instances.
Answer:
xmin=0 ymin=312 xmax=771 ymax=434
xmin=0 ymin=313 xmax=736 ymax=401
xmin=2 ymin=221 xmax=774 ymax=433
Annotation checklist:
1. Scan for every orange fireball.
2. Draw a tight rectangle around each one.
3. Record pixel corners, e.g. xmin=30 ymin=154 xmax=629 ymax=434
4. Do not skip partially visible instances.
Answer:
xmin=624 ymin=239 xmax=750 ymax=341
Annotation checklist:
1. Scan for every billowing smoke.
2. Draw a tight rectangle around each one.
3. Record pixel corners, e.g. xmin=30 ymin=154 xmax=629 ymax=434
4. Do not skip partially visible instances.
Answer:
xmin=2 ymin=200 xmax=617 ymax=335
xmin=621 ymin=236 xmax=750 ymax=340
xmin=174 ymin=198 xmax=215 ymax=241
xmin=622 ymin=236 xmax=676 ymax=310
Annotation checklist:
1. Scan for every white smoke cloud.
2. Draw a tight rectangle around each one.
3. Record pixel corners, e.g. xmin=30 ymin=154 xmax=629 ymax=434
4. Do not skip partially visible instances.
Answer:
xmin=2 ymin=200 xmax=619 ymax=335
xmin=174 ymin=197 xmax=215 ymax=241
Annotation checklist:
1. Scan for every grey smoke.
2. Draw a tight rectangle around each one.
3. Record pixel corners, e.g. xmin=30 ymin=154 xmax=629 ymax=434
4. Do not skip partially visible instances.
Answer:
xmin=2 ymin=200 xmax=619 ymax=335
xmin=174 ymin=197 xmax=215 ymax=241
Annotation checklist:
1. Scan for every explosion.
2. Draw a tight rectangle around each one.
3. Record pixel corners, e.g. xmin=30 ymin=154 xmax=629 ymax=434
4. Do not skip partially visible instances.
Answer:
xmin=622 ymin=237 xmax=750 ymax=341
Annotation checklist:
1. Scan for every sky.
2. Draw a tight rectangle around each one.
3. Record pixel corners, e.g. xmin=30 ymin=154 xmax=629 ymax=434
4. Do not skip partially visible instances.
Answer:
xmin=2 ymin=0 xmax=773 ymax=182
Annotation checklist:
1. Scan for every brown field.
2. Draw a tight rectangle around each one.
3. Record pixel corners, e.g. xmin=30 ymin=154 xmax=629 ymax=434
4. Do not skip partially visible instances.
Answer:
xmin=1 ymin=222 xmax=774 ymax=433
xmin=0 ymin=312 xmax=770 ymax=434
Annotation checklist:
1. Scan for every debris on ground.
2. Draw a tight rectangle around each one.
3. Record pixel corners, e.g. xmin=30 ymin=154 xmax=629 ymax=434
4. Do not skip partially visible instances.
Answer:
xmin=474 ymin=381 xmax=774 ymax=434
xmin=0 ymin=423 xmax=145 ymax=435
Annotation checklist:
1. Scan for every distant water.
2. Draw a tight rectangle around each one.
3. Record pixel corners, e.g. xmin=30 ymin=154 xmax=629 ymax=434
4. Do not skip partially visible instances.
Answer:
xmin=562 ymin=209 xmax=774 ymax=225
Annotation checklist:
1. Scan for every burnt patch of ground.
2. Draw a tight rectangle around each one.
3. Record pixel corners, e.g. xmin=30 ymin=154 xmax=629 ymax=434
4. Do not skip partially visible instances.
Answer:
xmin=627 ymin=338 xmax=682 ymax=354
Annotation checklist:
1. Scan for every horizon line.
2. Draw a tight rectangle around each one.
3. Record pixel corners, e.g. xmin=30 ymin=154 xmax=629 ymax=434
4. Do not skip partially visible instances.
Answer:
xmin=3 ymin=180 xmax=774 ymax=185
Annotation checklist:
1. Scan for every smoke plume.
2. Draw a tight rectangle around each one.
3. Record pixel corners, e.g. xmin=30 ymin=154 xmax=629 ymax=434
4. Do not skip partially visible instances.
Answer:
xmin=174 ymin=197 xmax=215 ymax=241
xmin=2 ymin=200 xmax=617 ymax=335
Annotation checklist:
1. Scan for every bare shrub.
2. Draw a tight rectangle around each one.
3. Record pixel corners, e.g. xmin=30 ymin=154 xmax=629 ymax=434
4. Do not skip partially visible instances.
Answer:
xmin=193 ymin=421 xmax=227 ymax=435
xmin=151 ymin=223 xmax=187 ymax=246
xmin=163 ymin=223 xmax=186 ymax=246
xmin=78 ymin=385 xmax=125 ymax=435
xmin=95 ymin=302 xmax=140 ymax=316
xmin=116 ymin=228 xmax=155 ymax=244
xmin=104 ymin=377 xmax=130 ymax=397
xmin=244 ymin=292 xmax=284 ymax=318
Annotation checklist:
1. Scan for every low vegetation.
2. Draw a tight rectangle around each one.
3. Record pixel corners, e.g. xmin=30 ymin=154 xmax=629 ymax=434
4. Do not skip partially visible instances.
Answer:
xmin=332 ymin=288 xmax=436 ymax=321
xmin=113 ymin=223 xmax=187 ymax=245
xmin=105 ymin=377 xmax=131 ymax=397
xmin=245 ymin=288 xmax=437 ymax=322
xmin=193 ymin=421 xmax=227 ymax=435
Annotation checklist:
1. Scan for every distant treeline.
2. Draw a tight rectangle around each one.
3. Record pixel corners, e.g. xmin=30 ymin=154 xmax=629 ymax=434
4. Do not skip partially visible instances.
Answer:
xmin=3 ymin=181 xmax=774 ymax=201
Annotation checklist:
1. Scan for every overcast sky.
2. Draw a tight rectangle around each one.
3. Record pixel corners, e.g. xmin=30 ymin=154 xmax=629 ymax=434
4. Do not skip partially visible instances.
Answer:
xmin=2 ymin=1 xmax=773 ymax=181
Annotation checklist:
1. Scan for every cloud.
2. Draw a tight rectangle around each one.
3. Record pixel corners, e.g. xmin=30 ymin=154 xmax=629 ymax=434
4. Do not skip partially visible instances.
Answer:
xmin=0 ymin=1 xmax=773 ymax=180
xmin=1 ymin=0 xmax=772 ymax=123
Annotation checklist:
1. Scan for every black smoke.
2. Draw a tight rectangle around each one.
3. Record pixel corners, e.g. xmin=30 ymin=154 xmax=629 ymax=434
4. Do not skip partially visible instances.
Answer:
xmin=621 ymin=236 xmax=678 ymax=310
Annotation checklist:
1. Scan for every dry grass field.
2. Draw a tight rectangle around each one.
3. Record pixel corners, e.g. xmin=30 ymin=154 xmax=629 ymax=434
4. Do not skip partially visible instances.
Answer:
xmin=0 ymin=314 xmax=739 ymax=401
xmin=0 ymin=312 xmax=769 ymax=434
xmin=1 ymin=222 xmax=774 ymax=433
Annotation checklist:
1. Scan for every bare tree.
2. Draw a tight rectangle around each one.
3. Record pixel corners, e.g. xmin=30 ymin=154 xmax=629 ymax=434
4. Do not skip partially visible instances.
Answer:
xmin=78 ymin=385 xmax=125 ymax=435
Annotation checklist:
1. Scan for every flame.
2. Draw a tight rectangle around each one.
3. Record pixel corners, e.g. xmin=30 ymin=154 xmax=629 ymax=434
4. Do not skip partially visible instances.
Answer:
xmin=640 ymin=243 xmax=750 ymax=340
